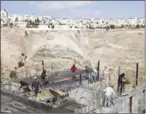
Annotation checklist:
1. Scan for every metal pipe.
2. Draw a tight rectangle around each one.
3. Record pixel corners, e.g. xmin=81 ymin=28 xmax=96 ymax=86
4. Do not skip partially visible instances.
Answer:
xmin=136 ymin=63 xmax=139 ymax=86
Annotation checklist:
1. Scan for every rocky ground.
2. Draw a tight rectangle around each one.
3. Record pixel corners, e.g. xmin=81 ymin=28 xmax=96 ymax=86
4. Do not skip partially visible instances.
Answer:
xmin=1 ymin=27 xmax=145 ymax=86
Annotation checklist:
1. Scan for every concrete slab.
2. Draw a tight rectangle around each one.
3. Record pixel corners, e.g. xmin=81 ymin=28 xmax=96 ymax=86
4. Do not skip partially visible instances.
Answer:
xmin=95 ymin=107 xmax=118 ymax=113
xmin=1 ymin=93 xmax=82 ymax=113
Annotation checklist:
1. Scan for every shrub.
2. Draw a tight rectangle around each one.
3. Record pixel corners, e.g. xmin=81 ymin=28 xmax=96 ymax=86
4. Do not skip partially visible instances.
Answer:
xmin=52 ymin=25 xmax=55 ymax=29
xmin=136 ymin=24 xmax=140 ymax=28
xmin=110 ymin=25 xmax=115 ymax=29
xmin=10 ymin=23 xmax=13 ymax=28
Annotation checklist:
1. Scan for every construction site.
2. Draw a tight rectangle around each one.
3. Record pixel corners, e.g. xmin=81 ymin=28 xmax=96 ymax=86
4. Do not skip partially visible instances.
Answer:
xmin=1 ymin=25 xmax=145 ymax=113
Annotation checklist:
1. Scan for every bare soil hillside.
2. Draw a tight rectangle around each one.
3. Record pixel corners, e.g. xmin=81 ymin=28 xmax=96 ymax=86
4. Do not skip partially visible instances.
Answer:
xmin=1 ymin=27 xmax=145 ymax=85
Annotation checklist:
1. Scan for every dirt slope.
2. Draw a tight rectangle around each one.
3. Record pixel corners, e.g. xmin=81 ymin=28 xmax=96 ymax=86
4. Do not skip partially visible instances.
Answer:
xmin=1 ymin=27 xmax=145 ymax=85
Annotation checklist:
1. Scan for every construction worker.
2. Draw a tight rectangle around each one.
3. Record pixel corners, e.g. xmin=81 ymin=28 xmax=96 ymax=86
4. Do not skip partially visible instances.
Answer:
xmin=41 ymin=69 xmax=47 ymax=81
xmin=18 ymin=53 xmax=27 ymax=68
xmin=71 ymin=64 xmax=77 ymax=79
xmin=120 ymin=73 xmax=126 ymax=95
xmin=41 ymin=60 xmax=49 ymax=86
xmin=19 ymin=80 xmax=29 ymax=89
xmin=32 ymin=77 xmax=42 ymax=97
xmin=85 ymin=66 xmax=93 ymax=82
xmin=71 ymin=64 xmax=77 ymax=73
xmin=19 ymin=81 xmax=31 ymax=95
xmin=9 ymin=67 xmax=17 ymax=79
xmin=103 ymin=85 xmax=116 ymax=107
xmin=41 ymin=70 xmax=49 ymax=87
xmin=117 ymin=73 xmax=123 ymax=91
xmin=117 ymin=73 xmax=126 ymax=95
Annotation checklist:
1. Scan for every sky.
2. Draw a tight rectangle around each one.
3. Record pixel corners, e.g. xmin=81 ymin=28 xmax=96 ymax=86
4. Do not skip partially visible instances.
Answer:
xmin=1 ymin=1 xmax=144 ymax=19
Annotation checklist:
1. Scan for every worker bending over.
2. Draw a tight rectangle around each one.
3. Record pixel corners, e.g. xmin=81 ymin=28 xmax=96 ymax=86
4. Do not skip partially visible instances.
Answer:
xmin=103 ymin=85 xmax=116 ymax=107
xmin=19 ymin=81 xmax=31 ymax=95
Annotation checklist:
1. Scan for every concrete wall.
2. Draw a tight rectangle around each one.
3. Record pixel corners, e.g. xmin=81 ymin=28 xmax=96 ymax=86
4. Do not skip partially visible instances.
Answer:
xmin=69 ymin=87 xmax=102 ymax=112
xmin=70 ymin=82 xmax=145 ymax=113
xmin=113 ymin=86 xmax=145 ymax=113
xmin=94 ymin=86 xmax=145 ymax=113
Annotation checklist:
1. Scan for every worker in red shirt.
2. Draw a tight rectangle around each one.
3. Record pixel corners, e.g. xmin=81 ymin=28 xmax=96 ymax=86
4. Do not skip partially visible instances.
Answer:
xmin=71 ymin=64 xmax=77 ymax=72
xmin=71 ymin=64 xmax=77 ymax=80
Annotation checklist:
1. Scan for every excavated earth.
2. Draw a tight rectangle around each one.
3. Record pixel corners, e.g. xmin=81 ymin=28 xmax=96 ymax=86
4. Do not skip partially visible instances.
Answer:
xmin=1 ymin=27 xmax=145 ymax=86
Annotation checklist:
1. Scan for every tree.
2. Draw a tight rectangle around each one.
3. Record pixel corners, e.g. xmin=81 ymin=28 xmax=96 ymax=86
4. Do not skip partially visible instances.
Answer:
xmin=35 ymin=18 xmax=40 ymax=28
xmin=121 ymin=25 xmax=124 ymax=28
xmin=35 ymin=18 xmax=40 ymax=23
xmin=15 ymin=17 xmax=18 ymax=22
xmin=106 ymin=26 xmax=109 ymax=31
xmin=10 ymin=23 xmax=13 ymax=28
xmin=110 ymin=24 xmax=115 ymax=29
xmin=136 ymin=24 xmax=140 ymax=29
xmin=51 ymin=25 xmax=55 ymax=29
xmin=26 ymin=20 xmax=32 ymax=28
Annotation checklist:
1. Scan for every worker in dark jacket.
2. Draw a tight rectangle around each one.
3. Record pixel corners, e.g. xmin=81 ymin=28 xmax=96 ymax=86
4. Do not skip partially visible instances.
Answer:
xmin=18 ymin=53 xmax=27 ymax=68
xmin=41 ymin=69 xmax=49 ymax=86
xmin=10 ymin=67 xmax=17 ymax=79
xmin=41 ymin=69 xmax=47 ymax=81
xmin=32 ymin=77 xmax=42 ymax=97
xmin=117 ymin=73 xmax=126 ymax=95
xmin=19 ymin=81 xmax=31 ymax=94
xmin=120 ymin=74 xmax=126 ymax=94
xmin=19 ymin=81 xmax=29 ymax=89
